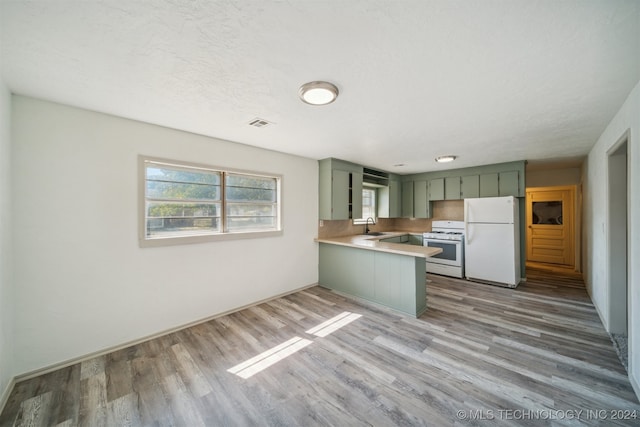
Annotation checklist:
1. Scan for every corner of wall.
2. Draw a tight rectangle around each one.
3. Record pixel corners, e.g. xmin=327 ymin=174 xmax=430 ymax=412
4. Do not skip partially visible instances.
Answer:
xmin=0 ymin=82 xmax=16 ymax=412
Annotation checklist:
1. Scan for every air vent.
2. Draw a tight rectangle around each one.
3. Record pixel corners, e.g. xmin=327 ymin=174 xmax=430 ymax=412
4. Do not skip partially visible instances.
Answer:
xmin=363 ymin=167 xmax=389 ymax=187
xmin=248 ymin=118 xmax=272 ymax=128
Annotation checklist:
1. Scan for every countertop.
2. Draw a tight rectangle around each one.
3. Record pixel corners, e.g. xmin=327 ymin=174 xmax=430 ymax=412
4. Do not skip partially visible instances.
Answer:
xmin=315 ymin=232 xmax=442 ymax=259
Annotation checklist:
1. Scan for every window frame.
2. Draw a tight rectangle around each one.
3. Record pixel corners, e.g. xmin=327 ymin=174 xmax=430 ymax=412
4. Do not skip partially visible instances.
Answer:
xmin=353 ymin=186 xmax=378 ymax=225
xmin=139 ymin=155 xmax=283 ymax=247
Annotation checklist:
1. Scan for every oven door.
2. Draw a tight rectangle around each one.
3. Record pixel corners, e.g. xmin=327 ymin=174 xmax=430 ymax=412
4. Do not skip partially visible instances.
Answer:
xmin=423 ymin=238 xmax=462 ymax=267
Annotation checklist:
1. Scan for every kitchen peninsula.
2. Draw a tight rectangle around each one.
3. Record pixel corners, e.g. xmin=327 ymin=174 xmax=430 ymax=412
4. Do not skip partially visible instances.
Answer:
xmin=315 ymin=232 xmax=442 ymax=317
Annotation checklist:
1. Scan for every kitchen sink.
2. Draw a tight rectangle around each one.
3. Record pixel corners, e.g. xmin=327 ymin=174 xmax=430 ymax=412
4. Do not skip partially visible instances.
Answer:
xmin=364 ymin=232 xmax=385 ymax=236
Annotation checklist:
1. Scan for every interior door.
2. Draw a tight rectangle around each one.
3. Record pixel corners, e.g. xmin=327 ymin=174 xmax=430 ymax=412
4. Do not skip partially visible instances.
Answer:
xmin=526 ymin=186 xmax=575 ymax=267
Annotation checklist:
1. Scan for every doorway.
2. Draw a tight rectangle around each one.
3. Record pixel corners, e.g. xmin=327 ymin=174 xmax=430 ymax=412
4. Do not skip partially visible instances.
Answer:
xmin=607 ymin=134 xmax=629 ymax=370
xmin=526 ymin=186 xmax=577 ymax=272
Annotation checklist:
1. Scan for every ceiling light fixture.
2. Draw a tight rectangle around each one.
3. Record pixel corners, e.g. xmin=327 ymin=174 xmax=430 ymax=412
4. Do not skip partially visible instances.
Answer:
xmin=299 ymin=81 xmax=339 ymax=105
xmin=435 ymin=155 xmax=457 ymax=163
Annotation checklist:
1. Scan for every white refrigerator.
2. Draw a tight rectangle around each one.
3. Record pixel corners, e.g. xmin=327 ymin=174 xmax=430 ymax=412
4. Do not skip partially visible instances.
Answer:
xmin=464 ymin=196 xmax=521 ymax=288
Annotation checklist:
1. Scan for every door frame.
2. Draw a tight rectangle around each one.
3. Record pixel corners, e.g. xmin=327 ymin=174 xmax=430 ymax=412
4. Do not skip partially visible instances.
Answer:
xmin=525 ymin=185 xmax=580 ymax=274
xmin=606 ymin=131 xmax=629 ymax=336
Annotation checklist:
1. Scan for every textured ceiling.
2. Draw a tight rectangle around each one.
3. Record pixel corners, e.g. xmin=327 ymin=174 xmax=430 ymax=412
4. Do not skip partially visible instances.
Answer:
xmin=1 ymin=0 xmax=639 ymax=174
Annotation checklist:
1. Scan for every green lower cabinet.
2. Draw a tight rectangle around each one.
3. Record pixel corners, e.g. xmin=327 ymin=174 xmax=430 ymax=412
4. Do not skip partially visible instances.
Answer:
xmin=380 ymin=235 xmax=409 ymax=243
xmin=409 ymin=233 xmax=423 ymax=245
xmin=373 ymin=252 xmax=426 ymax=316
xmin=318 ymin=243 xmax=426 ymax=317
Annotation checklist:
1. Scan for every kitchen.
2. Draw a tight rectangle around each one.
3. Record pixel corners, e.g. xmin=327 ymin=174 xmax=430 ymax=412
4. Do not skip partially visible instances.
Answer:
xmin=317 ymin=157 xmax=526 ymax=314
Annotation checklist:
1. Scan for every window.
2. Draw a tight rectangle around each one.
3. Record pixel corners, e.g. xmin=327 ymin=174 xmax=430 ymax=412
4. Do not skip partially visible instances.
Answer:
xmin=354 ymin=187 xmax=377 ymax=224
xmin=140 ymin=156 xmax=281 ymax=246
xmin=532 ymin=201 xmax=563 ymax=225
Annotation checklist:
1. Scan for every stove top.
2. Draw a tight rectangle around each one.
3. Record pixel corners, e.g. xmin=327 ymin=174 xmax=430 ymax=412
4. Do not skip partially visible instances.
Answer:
xmin=423 ymin=220 xmax=465 ymax=241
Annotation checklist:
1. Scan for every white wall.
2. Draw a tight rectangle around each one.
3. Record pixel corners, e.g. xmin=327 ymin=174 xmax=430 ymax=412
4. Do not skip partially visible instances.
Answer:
xmin=0 ymin=82 xmax=15 ymax=404
xmin=11 ymin=96 xmax=319 ymax=375
xmin=584 ymin=79 xmax=640 ymax=397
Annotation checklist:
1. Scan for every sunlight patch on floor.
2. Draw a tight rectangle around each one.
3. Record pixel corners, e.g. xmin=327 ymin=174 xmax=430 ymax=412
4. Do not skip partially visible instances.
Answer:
xmin=227 ymin=336 xmax=313 ymax=379
xmin=228 ymin=311 xmax=362 ymax=378
xmin=306 ymin=311 xmax=362 ymax=337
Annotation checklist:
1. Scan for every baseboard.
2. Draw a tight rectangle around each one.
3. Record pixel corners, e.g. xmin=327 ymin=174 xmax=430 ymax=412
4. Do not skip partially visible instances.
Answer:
xmin=0 ymin=376 xmax=16 ymax=415
xmin=631 ymin=370 xmax=640 ymax=403
xmin=592 ymin=295 xmax=609 ymax=332
xmin=15 ymin=282 xmax=318 ymax=383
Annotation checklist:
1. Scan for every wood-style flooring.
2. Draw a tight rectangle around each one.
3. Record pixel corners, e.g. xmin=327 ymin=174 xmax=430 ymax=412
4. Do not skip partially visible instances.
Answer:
xmin=2 ymin=269 xmax=639 ymax=426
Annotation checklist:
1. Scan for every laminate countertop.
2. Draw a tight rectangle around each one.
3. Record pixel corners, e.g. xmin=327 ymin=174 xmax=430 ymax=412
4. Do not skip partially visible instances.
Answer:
xmin=315 ymin=232 xmax=442 ymax=259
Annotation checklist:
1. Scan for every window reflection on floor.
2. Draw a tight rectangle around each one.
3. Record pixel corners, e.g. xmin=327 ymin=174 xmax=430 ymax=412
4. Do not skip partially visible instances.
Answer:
xmin=227 ymin=311 xmax=362 ymax=379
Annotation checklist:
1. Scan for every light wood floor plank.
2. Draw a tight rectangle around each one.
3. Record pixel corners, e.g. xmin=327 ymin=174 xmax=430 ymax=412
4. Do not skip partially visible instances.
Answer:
xmin=2 ymin=269 xmax=639 ymax=426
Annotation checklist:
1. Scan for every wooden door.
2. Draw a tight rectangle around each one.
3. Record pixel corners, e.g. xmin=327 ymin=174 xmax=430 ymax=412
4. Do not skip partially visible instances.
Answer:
xmin=526 ymin=186 xmax=575 ymax=267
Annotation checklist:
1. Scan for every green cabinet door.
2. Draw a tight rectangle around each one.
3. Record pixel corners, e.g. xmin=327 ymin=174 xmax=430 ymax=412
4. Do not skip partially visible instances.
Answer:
xmin=498 ymin=171 xmax=519 ymax=197
xmin=319 ymin=158 xmax=364 ymax=220
xmin=331 ymin=169 xmax=350 ymax=219
xmin=414 ymin=180 xmax=428 ymax=218
xmin=479 ymin=173 xmax=499 ymax=197
xmin=389 ymin=179 xmax=401 ymax=217
xmin=378 ymin=178 xmax=401 ymax=218
xmin=444 ymin=176 xmax=461 ymax=200
xmin=351 ymin=172 xmax=363 ymax=219
xmin=461 ymin=175 xmax=480 ymax=198
xmin=402 ymin=181 xmax=414 ymax=217
xmin=429 ymin=178 xmax=445 ymax=201
xmin=409 ymin=234 xmax=423 ymax=245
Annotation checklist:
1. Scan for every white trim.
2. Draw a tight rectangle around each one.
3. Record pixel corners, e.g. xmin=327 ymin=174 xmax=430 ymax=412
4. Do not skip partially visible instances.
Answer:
xmin=138 ymin=155 xmax=284 ymax=247
xmin=0 ymin=377 xmax=16 ymax=415
xmin=14 ymin=282 xmax=317 ymax=383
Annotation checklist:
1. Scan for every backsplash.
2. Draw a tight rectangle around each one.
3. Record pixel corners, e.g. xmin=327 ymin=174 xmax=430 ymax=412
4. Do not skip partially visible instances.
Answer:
xmin=433 ymin=200 xmax=464 ymax=221
xmin=317 ymin=200 xmax=464 ymax=238
xmin=391 ymin=218 xmax=433 ymax=233
xmin=317 ymin=218 xmax=396 ymax=238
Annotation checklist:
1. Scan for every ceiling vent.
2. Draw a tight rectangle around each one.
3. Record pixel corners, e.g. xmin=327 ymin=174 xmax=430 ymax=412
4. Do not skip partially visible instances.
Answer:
xmin=248 ymin=118 xmax=272 ymax=128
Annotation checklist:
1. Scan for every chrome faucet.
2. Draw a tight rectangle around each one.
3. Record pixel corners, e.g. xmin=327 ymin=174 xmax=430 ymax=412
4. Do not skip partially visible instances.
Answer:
xmin=365 ymin=217 xmax=376 ymax=234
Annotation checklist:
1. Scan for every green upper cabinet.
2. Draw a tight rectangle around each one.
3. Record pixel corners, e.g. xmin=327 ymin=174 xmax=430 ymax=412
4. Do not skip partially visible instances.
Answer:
xmin=479 ymin=171 xmax=522 ymax=198
xmin=378 ymin=175 xmax=401 ymax=218
xmin=444 ymin=176 xmax=461 ymax=200
xmin=330 ymin=169 xmax=350 ymax=219
xmin=399 ymin=179 xmax=431 ymax=219
xmin=498 ymin=171 xmax=520 ymax=197
xmin=350 ymin=171 xmax=363 ymax=219
xmin=318 ymin=158 xmax=364 ymax=220
xmin=321 ymin=159 xmax=525 ymax=221
xmin=414 ymin=180 xmax=429 ymax=218
xmin=479 ymin=173 xmax=499 ymax=197
xmin=401 ymin=181 xmax=414 ymax=218
xmin=429 ymin=178 xmax=445 ymax=201
xmin=461 ymin=175 xmax=480 ymax=198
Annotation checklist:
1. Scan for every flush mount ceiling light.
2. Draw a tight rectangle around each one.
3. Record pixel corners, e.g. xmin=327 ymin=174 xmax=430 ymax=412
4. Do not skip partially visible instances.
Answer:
xmin=299 ymin=81 xmax=339 ymax=105
xmin=435 ymin=155 xmax=457 ymax=163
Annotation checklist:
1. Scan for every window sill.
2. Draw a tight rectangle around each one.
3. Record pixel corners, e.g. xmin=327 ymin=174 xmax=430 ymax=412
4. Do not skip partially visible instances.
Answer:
xmin=139 ymin=229 xmax=283 ymax=248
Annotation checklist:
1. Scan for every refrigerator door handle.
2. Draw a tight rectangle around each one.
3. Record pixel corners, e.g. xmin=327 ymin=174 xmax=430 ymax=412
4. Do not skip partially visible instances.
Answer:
xmin=464 ymin=200 xmax=470 ymax=243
